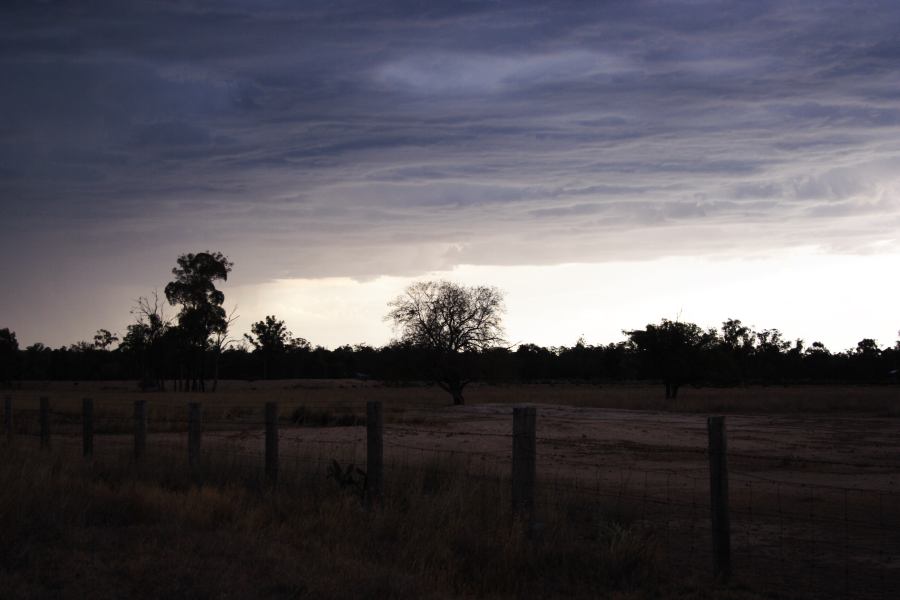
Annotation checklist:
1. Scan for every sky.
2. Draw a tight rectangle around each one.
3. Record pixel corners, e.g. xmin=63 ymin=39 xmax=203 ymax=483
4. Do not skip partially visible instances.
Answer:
xmin=1 ymin=0 xmax=899 ymax=352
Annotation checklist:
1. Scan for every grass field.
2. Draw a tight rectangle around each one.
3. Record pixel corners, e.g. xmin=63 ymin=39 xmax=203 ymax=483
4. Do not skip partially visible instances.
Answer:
xmin=2 ymin=380 xmax=898 ymax=598
xmin=1 ymin=445 xmax=682 ymax=600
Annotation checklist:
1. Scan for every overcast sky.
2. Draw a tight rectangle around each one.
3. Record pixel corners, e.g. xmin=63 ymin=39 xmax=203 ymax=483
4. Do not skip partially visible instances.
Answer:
xmin=1 ymin=0 xmax=899 ymax=351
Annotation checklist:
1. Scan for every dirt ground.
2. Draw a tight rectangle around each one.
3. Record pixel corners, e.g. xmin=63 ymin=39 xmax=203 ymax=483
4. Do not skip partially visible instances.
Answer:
xmin=6 ymin=380 xmax=900 ymax=598
xmin=149 ymin=402 xmax=899 ymax=598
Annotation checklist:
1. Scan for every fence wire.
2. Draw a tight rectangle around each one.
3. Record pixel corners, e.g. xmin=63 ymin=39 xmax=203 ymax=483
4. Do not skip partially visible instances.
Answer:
xmin=2 ymin=395 xmax=897 ymax=599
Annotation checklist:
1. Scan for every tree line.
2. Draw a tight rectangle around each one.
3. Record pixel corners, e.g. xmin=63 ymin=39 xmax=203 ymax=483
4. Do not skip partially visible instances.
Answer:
xmin=1 ymin=252 xmax=897 ymax=403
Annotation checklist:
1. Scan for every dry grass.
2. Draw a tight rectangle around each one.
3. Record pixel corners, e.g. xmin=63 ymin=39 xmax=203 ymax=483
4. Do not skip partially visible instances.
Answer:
xmin=2 ymin=380 xmax=860 ymax=598
xmin=0 ymin=443 xmax=697 ymax=600
xmin=5 ymin=381 xmax=900 ymax=427
xmin=467 ymin=383 xmax=900 ymax=415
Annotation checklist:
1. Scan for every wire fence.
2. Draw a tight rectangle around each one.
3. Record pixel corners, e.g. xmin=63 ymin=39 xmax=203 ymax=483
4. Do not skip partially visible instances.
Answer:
xmin=2 ymin=394 xmax=898 ymax=599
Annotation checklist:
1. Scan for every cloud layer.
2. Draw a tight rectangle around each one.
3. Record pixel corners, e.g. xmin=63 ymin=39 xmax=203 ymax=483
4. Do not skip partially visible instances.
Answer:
xmin=2 ymin=0 xmax=899 ymax=344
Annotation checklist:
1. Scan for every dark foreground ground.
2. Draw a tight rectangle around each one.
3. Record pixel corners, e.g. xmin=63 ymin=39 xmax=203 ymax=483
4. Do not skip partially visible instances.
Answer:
xmin=2 ymin=381 xmax=897 ymax=598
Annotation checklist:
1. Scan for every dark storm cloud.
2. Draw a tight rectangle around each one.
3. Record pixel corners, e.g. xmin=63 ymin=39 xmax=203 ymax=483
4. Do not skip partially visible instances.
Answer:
xmin=2 ymin=0 xmax=900 ymax=291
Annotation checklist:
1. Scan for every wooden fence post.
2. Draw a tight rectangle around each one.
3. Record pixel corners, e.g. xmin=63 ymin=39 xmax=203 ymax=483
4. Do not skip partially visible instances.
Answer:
xmin=512 ymin=406 xmax=537 ymax=518
xmin=82 ymin=398 xmax=93 ymax=458
xmin=366 ymin=400 xmax=384 ymax=507
xmin=188 ymin=402 xmax=202 ymax=479
xmin=134 ymin=400 xmax=147 ymax=461
xmin=708 ymin=415 xmax=731 ymax=580
xmin=39 ymin=397 xmax=50 ymax=450
xmin=265 ymin=402 xmax=279 ymax=485
xmin=4 ymin=396 xmax=11 ymax=442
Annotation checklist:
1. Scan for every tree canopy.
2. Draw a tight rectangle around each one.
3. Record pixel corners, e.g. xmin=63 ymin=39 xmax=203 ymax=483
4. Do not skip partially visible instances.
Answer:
xmin=244 ymin=315 xmax=308 ymax=379
xmin=4 ymin=251 xmax=898 ymax=394
xmin=386 ymin=280 xmax=505 ymax=354
xmin=163 ymin=251 xmax=233 ymax=391
xmin=386 ymin=280 xmax=506 ymax=404
xmin=0 ymin=328 xmax=19 ymax=387
xmin=625 ymin=319 xmax=717 ymax=399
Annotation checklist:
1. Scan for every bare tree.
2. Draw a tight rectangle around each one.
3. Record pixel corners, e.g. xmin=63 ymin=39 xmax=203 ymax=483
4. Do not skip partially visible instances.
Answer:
xmin=386 ymin=280 xmax=505 ymax=405
xmin=121 ymin=291 xmax=172 ymax=390
xmin=210 ymin=305 xmax=239 ymax=392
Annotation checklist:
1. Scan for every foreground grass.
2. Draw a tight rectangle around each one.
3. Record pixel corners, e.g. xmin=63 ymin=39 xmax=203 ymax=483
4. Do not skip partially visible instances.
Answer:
xmin=0 ymin=443 xmax=770 ymax=600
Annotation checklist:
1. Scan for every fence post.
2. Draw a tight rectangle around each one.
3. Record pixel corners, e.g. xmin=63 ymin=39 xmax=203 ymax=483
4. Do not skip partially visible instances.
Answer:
xmin=4 ymin=396 xmax=11 ymax=442
xmin=708 ymin=415 xmax=731 ymax=580
xmin=188 ymin=402 xmax=202 ymax=480
xmin=134 ymin=400 xmax=147 ymax=461
xmin=265 ymin=402 xmax=279 ymax=485
xmin=366 ymin=400 xmax=384 ymax=507
xmin=512 ymin=406 xmax=537 ymax=518
xmin=39 ymin=397 xmax=50 ymax=450
xmin=82 ymin=398 xmax=93 ymax=458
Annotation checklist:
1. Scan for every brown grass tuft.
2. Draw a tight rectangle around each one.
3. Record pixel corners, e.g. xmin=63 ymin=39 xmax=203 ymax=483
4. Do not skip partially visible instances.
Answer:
xmin=0 ymin=444 xmax=691 ymax=599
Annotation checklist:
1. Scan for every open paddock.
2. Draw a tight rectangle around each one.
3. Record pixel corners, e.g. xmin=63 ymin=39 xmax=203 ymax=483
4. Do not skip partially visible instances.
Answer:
xmin=6 ymin=379 xmax=900 ymax=416
xmin=3 ymin=380 xmax=899 ymax=598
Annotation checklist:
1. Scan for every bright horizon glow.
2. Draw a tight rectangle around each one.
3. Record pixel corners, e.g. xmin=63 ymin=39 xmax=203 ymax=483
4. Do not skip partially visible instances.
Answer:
xmin=221 ymin=247 xmax=899 ymax=354
xmin=7 ymin=248 xmax=898 ymax=354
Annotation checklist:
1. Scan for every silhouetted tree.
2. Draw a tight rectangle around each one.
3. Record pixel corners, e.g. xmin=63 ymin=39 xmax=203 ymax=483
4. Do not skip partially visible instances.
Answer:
xmin=625 ymin=319 xmax=716 ymax=399
xmin=210 ymin=306 xmax=239 ymax=392
xmin=545 ymin=337 xmax=597 ymax=380
xmin=516 ymin=343 xmax=554 ymax=380
xmin=244 ymin=315 xmax=292 ymax=380
xmin=754 ymin=328 xmax=790 ymax=353
xmin=22 ymin=343 xmax=52 ymax=380
xmin=753 ymin=328 xmax=791 ymax=382
xmin=93 ymin=329 xmax=119 ymax=351
xmin=805 ymin=341 xmax=830 ymax=355
xmin=121 ymin=293 xmax=172 ymax=390
xmin=164 ymin=251 xmax=233 ymax=392
xmin=0 ymin=328 xmax=19 ymax=387
xmin=855 ymin=338 xmax=881 ymax=356
xmin=851 ymin=338 xmax=884 ymax=381
xmin=893 ymin=331 xmax=900 ymax=383
xmin=69 ymin=341 xmax=94 ymax=352
xmin=386 ymin=280 xmax=505 ymax=405
xmin=718 ymin=318 xmax=755 ymax=384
